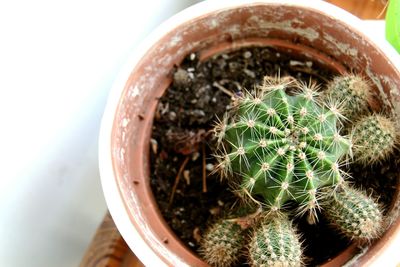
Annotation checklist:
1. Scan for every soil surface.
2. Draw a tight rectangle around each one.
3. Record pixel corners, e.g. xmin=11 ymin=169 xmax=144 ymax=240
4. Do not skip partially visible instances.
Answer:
xmin=149 ymin=46 xmax=399 ymax=266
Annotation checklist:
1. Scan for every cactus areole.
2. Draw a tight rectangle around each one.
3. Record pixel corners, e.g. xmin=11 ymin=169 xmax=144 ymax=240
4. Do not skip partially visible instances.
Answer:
xmin=215 ymin=78 xmax=352 ymax=220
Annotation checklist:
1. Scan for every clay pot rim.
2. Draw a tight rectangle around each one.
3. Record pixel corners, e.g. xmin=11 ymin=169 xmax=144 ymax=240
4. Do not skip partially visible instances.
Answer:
xmin=99 ymin=1 xmax=400 ymax=266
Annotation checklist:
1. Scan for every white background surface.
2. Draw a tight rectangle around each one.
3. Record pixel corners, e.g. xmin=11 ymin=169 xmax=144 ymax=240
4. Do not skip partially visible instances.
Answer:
xmin=0 ymin=1 xmax=199 ymax=266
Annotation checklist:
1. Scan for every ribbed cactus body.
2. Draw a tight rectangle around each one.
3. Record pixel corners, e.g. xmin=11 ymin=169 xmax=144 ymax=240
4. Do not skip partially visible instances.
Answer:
xmin=205 ymin=76 xmax=386 ymax=267
xmin=200 ymin=220 xmax=245 ymax=267
xmin=323 ymin=75 xmax=371 ymax=121
xmin=352 ymin=114 xmax=397 ymax=164
xmin=218 ymin=80 xmax=351 ymax=217
xmin=324 ymin=186 xmax=383 ymax=240
xmin=249 ymin=216 xmax=302 ymax=267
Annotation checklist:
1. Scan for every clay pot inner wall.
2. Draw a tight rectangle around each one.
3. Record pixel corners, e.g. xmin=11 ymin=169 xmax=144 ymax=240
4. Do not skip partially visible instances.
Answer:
xmin=111 ymin=3 xmax=400 ymax=266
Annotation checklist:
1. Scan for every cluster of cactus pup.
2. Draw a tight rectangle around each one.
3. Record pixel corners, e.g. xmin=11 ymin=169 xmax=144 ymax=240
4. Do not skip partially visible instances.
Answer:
xmin=200 ymin=74 xmax=398 ymax=267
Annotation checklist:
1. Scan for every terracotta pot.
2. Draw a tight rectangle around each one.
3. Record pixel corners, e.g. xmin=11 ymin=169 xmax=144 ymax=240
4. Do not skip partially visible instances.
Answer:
xmin=99 ymin=1 xmax=400 ymax=266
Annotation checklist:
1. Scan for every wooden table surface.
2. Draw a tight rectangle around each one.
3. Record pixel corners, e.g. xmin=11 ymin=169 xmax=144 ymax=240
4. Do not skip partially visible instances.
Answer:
xmin=80 ymin=212 xmax=144 ymax=267
xmin=80 ymin=1 xmax=387 ymax=266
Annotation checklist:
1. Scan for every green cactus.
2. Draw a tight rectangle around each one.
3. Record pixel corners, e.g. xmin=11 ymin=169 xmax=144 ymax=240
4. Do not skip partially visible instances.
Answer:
xmin=322 ymin=74 xmax=372 ymax=122
xmin=202 ymin=75 xmax=386 ymax=267
xmin=200 ymin=219 xmax=246 ymax=267
xmin=323 ymin=185 xmax=383 ymax=240
xmin=249 ymin=216 xmax=302 ymax=267
xmin=215 ymin=77 xmax=351 ymax=220
xmin=351 ymin=114 xmax=398 ymax=164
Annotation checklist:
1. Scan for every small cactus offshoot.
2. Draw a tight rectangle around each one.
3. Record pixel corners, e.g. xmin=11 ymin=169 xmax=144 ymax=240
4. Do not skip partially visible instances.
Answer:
xmin=215 ymin=77 xmax=351 ymax=220
xmin=322 ymin=74 xmax=372 ymax=121
xmin=249 ymin=216 xmax=302 ymax=267
xmin=200 ymin=219 xmax=246 ymax=267
xmin=351 ymin=114 xmax=398 ymax=164
xmin=323 ymin=185 xmax=383 ymax=240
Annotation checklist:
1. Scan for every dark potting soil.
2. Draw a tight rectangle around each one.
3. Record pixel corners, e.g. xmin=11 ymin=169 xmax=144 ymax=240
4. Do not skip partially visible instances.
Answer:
xmin=148 ymin=46 xmax=399 ymax=266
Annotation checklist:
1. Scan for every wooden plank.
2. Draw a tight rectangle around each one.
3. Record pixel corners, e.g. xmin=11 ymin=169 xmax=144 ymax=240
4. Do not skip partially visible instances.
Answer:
xmin=80 ymin=212 xmax=144 ymax=267
xmin=325 ymin=0 xmax=387 ymax=19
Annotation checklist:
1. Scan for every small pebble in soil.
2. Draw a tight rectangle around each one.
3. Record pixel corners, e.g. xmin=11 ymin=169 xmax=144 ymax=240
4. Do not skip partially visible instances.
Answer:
xmin=183 ymin=170 xmax=190 ymax=185
xmin=150 ymin=138 xmax=158 ymax=154
xmin=191 ymin=152 xmax=200 ymax=161
xmin=205 ymin=163 xmax=214 ymax=171
xmin=209 ymin=206 xmax=221 ymax=216
xmin=173 ymin=68 xmax=192 ymax=88
xmin=193 ymin=227 xmax=202 ymax=243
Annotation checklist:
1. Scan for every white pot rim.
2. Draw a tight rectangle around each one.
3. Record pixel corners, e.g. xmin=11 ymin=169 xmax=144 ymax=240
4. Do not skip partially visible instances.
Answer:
xmin=99 ymin=1 xmax=400 ymax=266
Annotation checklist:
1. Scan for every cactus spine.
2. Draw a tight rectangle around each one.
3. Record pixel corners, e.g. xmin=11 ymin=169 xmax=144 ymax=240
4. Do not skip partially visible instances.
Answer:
xmin=249 ymin=216 xmax=302 ymax=267
xmin=216 ymin=77 xmax=351 ymax=219
xmin=351 ymin=114 xmax=397 ymax=164
xmin=322 ymin=75 xmax=371 ymax=121
xmin=323 ymin=186 xmax=383 ymax=240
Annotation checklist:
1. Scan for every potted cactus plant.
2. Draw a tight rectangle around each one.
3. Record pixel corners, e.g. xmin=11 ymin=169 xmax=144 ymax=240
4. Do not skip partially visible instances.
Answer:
xmin=99 ymin=1 xmax=400 ymax=266
xmin=200 ymin=75 xmax=396 ymax=266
